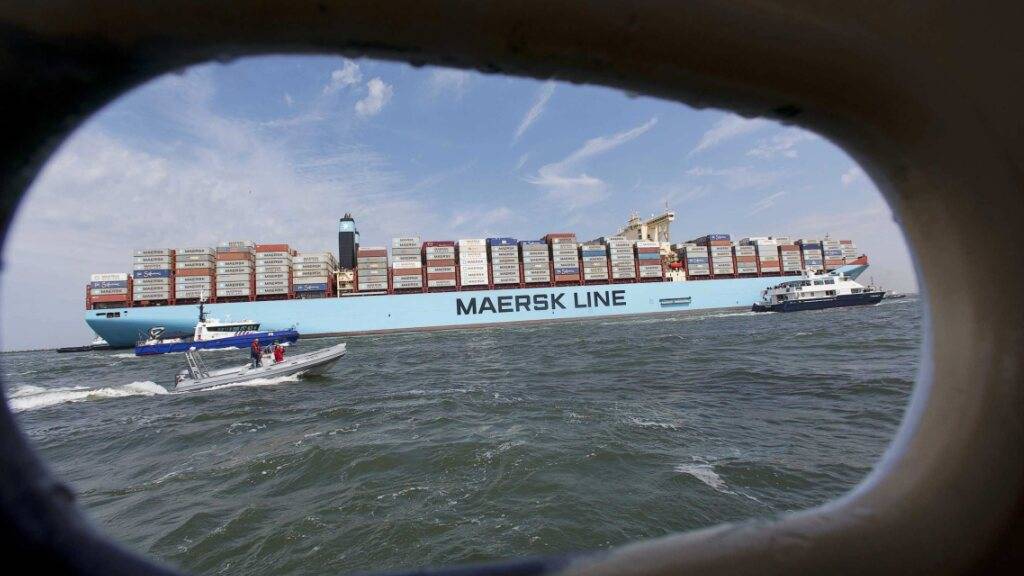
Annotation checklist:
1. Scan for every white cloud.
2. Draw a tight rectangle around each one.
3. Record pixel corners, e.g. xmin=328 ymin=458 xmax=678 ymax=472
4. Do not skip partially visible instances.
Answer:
xmin=426 ymin=68 xmax=472 ymax=100
xmin=323 ymin=59 xmax=362 ymax=94
xmin=450 ymin=206 xmax=515 ymax=232
xmin=686 ymin=165 xmax=783 ymax=190
xmin=747 ymin=128 xmax=816 ymax=159
xmin=284 ymin=93 xmax=294 ymax=107
xmin=690 ymin=114 xmax=768 ymax=156
xmin=841 ymin=166 xmax=865 ymax=187
xmin=527 ymin=117 xmax=657 ymax=209
xmin=355 ymin=77 xmax=393 ymax=117
xmin=0 ymin=69 xmax=431 ymax=349
xmin=513 ymin=82 xmax=555 ymax=143
xmin=749 ymin=191 xmax=789 ymax=215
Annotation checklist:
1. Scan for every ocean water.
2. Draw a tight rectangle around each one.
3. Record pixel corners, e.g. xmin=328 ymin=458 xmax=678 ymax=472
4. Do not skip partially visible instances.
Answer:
xmin=2 ymin=298 xmax=921 ymax=575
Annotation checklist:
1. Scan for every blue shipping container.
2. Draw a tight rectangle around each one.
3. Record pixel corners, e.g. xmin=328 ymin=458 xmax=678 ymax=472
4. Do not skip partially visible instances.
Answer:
xmin=91 ymin=280 xmax=128 ymax=289
xmin=800 ymin=243 xmax=822 ymax=250
xmin=133 ymin=269 xmax=172 ymax=279
xmin=520 ymin=240 xmax=547 ymax=246
xmin=487 ymin=238 xmax=518 ymax=246
xmin=706 ymin=234 xmax=731 ymax=241
xmin=581 ymin=250 xmax=607 ymax=258
xmin=638 ymin=252 xmax=661 ymax=260
xmin=686 ymin=257 xmax=710 ymax=263
xmin=554 ymin=267 xmax=580 ymax=275
xmin=294 ymin=283 xmax=328 ymax=292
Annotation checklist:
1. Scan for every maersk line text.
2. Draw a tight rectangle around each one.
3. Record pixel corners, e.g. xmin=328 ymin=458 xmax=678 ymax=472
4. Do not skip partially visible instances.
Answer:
xmin=455 ymin=290 xmax=627 ymax=315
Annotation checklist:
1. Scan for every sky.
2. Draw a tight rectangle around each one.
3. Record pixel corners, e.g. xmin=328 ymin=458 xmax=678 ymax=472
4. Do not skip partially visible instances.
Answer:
xmin=0 ymin=55 xmax=915 ymax=350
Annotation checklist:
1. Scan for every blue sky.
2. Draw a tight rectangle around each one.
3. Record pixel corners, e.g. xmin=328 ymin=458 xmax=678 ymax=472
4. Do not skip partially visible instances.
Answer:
xmin=0 ymin=55 xmax=915 ymax=350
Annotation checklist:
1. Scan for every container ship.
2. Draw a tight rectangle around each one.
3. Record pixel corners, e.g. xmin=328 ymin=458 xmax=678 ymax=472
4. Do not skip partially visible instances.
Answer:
xmin=83 ymin=212 xmax=869 ymax=348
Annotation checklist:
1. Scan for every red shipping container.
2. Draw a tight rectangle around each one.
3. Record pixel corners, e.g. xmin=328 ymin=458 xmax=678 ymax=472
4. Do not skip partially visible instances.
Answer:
xmin=736 ymin=255 xmax=757 ymax=262
xmin=426 ymin=272 xmax=457 ymax=281
xmin=426 ymin=259 xmax=456 ymax=267
xmin=544 ymin=233 xmax=577 ymax=240
xmin=216 ymin=252 xmax=253 ymax=261
xmin=256 ymin=243 xmax=289 ymax=252
xmin=91 ymin=294 xmax=131 ymax=303
xmin=636 ymin=247 xmax=659 ymax=253
xmin=177 ymin=268 xmax=214 ymax=277
xmin=392 ymin=268 xmax=421 ymax=277
xmin=358 ymin=249 xmax=387 ymax=257
xmin=555 ymin=274 xmax=581 ymax=281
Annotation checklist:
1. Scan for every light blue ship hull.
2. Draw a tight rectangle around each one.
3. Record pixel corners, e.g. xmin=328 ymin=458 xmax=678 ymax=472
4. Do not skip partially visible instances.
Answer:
xmin=86 ymin=265 xmax=867 ymax=347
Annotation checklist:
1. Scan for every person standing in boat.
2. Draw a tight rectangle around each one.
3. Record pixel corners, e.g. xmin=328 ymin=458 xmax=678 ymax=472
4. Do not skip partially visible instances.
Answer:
xmin=273 ymin=341 xmax=285 ymax=364
xmin=250 ymin=338 xmax=262 ymax=368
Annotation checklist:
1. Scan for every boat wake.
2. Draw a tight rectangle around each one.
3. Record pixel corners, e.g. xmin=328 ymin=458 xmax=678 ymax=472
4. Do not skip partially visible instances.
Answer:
xmin=7 ymin=381 xmax=168 ymax=412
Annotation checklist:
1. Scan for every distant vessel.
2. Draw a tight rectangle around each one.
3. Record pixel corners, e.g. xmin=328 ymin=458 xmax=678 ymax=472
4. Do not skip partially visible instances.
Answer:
xmin=134 ymin=303 xmax=299 ymax=356
xmin=751 ymin=270 xmax=884 ymax=312
xmin=56 ymin=334 xmax=111 ymax=354
xmin=884 ymin=290 xmax=908 ymax=300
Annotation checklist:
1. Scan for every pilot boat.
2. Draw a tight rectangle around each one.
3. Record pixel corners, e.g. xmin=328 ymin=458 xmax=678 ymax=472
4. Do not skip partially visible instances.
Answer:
xmin=134 ymin=303 xmax=299 ymax=356
xmin=751 ymin=269 xmax=885 ymax=312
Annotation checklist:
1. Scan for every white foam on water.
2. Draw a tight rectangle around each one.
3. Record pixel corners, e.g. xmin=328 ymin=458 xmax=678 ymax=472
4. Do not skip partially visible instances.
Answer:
xmin=674 ymin=463 xmax=727 ymax=491
xmin=628 ymin=417 xmax=680 ymax=430
xmin=674 ymin=461 xmax=764 ymax=504
xmin=111 ymin=353 xmax=137 ymax=359
xmin=9 ymin=381 xmax=168 ymax=412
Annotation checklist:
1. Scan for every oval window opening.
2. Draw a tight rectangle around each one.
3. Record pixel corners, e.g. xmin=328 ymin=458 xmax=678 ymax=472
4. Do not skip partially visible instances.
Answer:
xmin=1 ymin=56 xmax=920 ymax=575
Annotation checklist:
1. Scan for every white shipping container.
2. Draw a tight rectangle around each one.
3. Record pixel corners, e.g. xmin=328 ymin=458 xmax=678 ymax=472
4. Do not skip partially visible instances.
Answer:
xmin=90 ymin=272 xmax=129 ymax=282
xmin=391 ymin=255 xmax=422 ymax=264
xmin=294 ymin=276 xmax=330 ymax=284
xmin=256 ymin=287 xmax=290 ymax=295
xmin=427 ymin=266 xmax=456 ymax=274
xmin=134 ymin=255 xmax=174 ymax=265
xmin=427 ymin=279 xmax=457 ymax=288
xmin=255 ymin=251 xmax=290 ymax=259
xmin=255 ymin=265 xmax=290 ymax=274
xmin=176 ymin=254 xmax=213 ymax=262
xmin=358 ymin=282 xmax=388 ymax=291
xmin=392 ymin=261 xmax=422 ymax=270
xmin=177 ymin=247 xmax=214 ymax=256
xmin=134 ymin=249 xmax=174 ymax=257
xmin=91 ymin=288 xmax=129 ymax=295
xmin=254 ymin=257 xmax=291 ymax=266
xmin=255 ymin=272 xmax=288 ymax=280
xmin=134 ymin=277 xmax=171 ymax=286
xmin=217 ymin=281 xmax=251 ymax=289
xmin=218 ymin=288 xmax=252 ymax=297
xmin=217 ymin=273 xmax=251 ymax=282
xmin=133 ymin=263 xmax=173 ymax=271
xmin=177 ymin=261 xmax=215 ymax=269
xmin=255 ymin=279 xmax=289 ymax=288
xmin=176 ymin=290 xmax=211 ymax=299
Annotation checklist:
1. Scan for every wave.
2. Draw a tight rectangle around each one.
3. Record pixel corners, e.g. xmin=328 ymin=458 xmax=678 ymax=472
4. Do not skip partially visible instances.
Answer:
xmin=674 ymin=462 xmax=727 ymax=491
xmin=8 ymin=381 xmax=168 ymax=412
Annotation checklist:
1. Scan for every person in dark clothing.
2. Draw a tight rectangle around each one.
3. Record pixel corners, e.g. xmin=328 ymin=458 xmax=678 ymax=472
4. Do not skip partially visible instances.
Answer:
xmin=250 ymin=338 xmax=262 ymax=368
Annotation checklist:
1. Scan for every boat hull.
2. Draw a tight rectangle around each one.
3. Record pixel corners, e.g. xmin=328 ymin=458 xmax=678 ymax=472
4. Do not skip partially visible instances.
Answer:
xmin=174 ymin=343 xmax=346 ymax=392
xmin=752 ymin=290 xmax=885 ymax=312
xmin=87 ymin=265 xmax=868 ymax=347
xmin=134 ymin=330 xmax=300 ymax=356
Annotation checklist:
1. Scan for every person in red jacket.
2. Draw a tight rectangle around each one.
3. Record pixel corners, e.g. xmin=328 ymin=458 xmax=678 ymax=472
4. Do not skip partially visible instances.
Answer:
xmin=273 ymin=341 xmax=285 ymax=364
xmin=250 ymin=338 xmax=262 ymax=368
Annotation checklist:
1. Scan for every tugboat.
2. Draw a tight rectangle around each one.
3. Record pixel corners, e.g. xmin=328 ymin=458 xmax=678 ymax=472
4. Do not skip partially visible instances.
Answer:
xmin=752 ymin=269 xmax=885 ymax=312
xmin=57 ymin=334 xmax=113 ymax=353
xmin=134 ymin=302 xmax=299 ymax=356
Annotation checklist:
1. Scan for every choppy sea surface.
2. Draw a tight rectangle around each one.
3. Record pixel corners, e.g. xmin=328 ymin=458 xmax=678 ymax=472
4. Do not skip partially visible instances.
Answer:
xmin=3 ymin=298 xmax=921 ymax=575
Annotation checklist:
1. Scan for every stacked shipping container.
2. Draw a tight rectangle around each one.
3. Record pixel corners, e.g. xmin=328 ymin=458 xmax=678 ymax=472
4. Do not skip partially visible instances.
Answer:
xmin=89 ymin=272 xmax=131 ymax=308
xmin=682 ymin=244 xmax=710 ymax=277
xmin=356 ymin=247 xmax=388 ymax=291
xmin=391 ymin=237 xmax=423 ymax=291
xmin=822 ymin=238 xmax=845 ymax=269
xmin=294 ymin=252 xmax=338 ymax=297
xmin=636 ymin=241 xmax=664 ymax=279
xmin=734 ymin=244 xmax=758 ymax=275
xmin=608 ymin=237 xmax=636 ymax=280
xmin=133 ymin=249 xmax=174 ymax=303
xmin=797 ymin=239 xmax=824 ymax=270
xmin=255 ymin=244 xmax=292 ymax=298
xmin=457 ymin=239 xmax=488 ymax=287
xmin=520 ymin=240 xmax=551 ymax=284
xmin=779 ymin=243 xmax=803 ymax=273
xmin=840 ymin=239 xmax=859 ymax=262
xmin=216 ymin=241 xmax=255 ymax=300
xmin=424 ymin=241 xmax=457 ymax=289
xmin=697 ymin=234 xmax=734 ymax=276
xmin=488 ymin=238 xmax=521 ymax=285
xmin=547 ymin=233 xmax=580 ymax=283
xmin=175 ymin=247 xmax=215 ymax=300
xmin=580 ymin=242 xmax=609 ymax=282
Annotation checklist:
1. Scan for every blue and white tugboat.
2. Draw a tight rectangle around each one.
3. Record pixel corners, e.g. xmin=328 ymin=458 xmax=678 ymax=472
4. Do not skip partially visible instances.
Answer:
xmin=134 ymin=302 xmax=299 ymax=356
xmin=751 ymin=269 xmax=885 ymax=313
